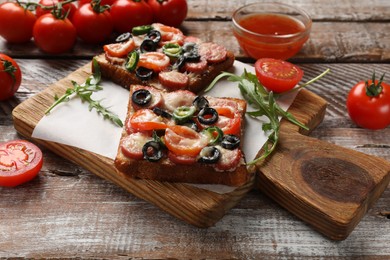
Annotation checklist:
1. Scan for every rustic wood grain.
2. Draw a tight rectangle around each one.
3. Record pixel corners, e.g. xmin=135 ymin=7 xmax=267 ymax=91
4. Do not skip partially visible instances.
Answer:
xmin=1 ymin=62 xmax=390 ymax=258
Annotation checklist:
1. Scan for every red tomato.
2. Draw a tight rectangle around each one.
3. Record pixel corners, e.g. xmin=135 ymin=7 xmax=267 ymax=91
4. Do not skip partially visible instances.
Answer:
xmin=78 ymin=0 xmax=116 ymax=7
xmin=130 ymin=109 xmax=168 ymax=131
xmin=214 ymin=107 xmax=241 ymax=135
xmin=0 ymin=54 xmax=22 ymax=101
xmin=164 ymin=125 xmax=209 ymax=156
xmin=0 ymin=2 xmax=37 ymax=43
xmin=33 ymin=13 xmax=77 ymax=54
xmin=346 ymin=73 xmax=390 ymax=130
xmin=147 ymin=0 xmax=188 ymax=28
xmin=254 ymin=58 xmax=303 ymax=93
xmin=138 ymin=52 xmax=170 ymax=72
xmin=72 ymin=3 xmax=113 ymax=44
xmin=110 ymin=0 xmax=153 ymax=33
xmin=35 ymin=0 xmax=77 ymax=20
xmin=103 ymin=39 xmax=136 ymax=57
xmin=0 ymin=140 xmax=43 ymax=187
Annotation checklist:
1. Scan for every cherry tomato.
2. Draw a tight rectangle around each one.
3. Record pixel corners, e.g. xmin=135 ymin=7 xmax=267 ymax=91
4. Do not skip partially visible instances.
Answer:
xmin=78 ymin=0 xmax=116 ymax=7
xmin=214 ymin=107 xmax=241 ymax=135
xmin=346 ymin=73 xmax=390 ymax=130
xmin=35 ymin=0 xmax=77 ymax=20
xmin=0 ymin=54 xmax=22 ymax=101
xmin=0 ymin=140 xmax=43 ymax=187
xmin=110 ymin=0 xmax=153 ymax=33
xmin=254 ymin=58 xmax=303 ymax=93
xmin=147 ymin=0 xmax=188 ymax=28
xmin=0 ymin=2 xmax=37 ymax=43
xmin=72 ymin=2 xmax=113 ymax=44
xmin=164 ymin=125 xmax=209 ymax=156
xmin=33 ymin=13 xmax=77 ymax=54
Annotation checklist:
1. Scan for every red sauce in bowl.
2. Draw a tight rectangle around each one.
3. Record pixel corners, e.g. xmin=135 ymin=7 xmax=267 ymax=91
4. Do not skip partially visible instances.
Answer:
xmin=233 ymin=13 xmax=311 ymax=60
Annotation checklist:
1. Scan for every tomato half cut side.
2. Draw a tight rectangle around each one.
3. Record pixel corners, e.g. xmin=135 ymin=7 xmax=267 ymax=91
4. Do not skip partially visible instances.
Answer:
xmin=254 ymin=58 xmax=303 ymax=93
xmin=0 ymin=140 xmax=43 ymax=187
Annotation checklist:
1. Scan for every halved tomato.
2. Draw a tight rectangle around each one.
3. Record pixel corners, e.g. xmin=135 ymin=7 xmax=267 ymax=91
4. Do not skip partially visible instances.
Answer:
xmin=0 ymin=140 xmax=43 ymax=187
xmin=164 ymin=125 xmax=209 ymax=156
xmin=213 ymin=107 xmax=241 ymax=135
xmin=254 ymin=58 xmax=303 ymax=93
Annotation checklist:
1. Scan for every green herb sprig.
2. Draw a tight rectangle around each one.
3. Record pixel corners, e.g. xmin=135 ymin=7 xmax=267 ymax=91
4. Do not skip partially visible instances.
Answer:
xmin=45 ymin=59 xmax=123 ymax=127
xmin=205 ymin=68 xmax=330 ymax=165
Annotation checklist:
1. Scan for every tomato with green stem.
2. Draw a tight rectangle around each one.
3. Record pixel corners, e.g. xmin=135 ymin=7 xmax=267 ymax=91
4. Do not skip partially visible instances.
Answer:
xmin=254 ymin=58 xmax=304 ymax=93
xmin=35 ymin=0 xmax=77 ymax=20
xmin=347 ymin=72 xmax=390 ymax=130
xmin=72 ymin=0 xmax=113 ymax=44
xmin=0 ymin=54 xmax=22 ymax=101
xmin=0 ymin=140 xmax=43 ymax=187
xmin=33 ymin=12 xmax=77 ymax=54
xmin=147 ymin=0 xmax=188 ymax=28
xmin=0 ymin=2 xmax=37 ymax=43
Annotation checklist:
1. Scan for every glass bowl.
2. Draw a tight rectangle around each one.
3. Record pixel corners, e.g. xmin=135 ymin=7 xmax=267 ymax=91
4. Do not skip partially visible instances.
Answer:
xmin=232 ymin=2 xmax=312 ymax=60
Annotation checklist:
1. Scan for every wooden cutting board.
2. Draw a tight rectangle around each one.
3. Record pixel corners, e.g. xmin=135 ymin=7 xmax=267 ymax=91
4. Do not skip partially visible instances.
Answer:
xmin=12 ymin=63 xmax=390 ymax=240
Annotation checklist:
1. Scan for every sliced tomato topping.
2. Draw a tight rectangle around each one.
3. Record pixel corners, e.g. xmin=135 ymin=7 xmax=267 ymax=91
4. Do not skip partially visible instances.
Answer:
xmin=214 ymin=107 xmax=241 ymax=135
xmin=214 ymin=146 xmax=242 ymax=171
xmin=121 ymin=132 xmax=152 ymax=160
xmin=103 ymin=38 xmax=136 ymax=58
xmin=164 ymin=125 xmax=209 ymax=156
xmin=0 ymin=140 xmax=43 ymax=187
xmin=168 ymin=151 xmax=197 ymax=165
xmin=138 ymin=52 xmax=170 ymax=72
xmin=152 ymin=23 xmax=185 ymax=46
xmin=159 ymin=70 xmax=189 ymax=90
xmin=130 ymin=109 xmax=168 ymax=131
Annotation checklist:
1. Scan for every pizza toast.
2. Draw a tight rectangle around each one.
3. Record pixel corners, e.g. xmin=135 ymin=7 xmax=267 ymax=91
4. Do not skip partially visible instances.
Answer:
xmin=114 ymin=85 xmax=252 ymax=186
xmin=93 ymin=23 xmax=235 ymax=94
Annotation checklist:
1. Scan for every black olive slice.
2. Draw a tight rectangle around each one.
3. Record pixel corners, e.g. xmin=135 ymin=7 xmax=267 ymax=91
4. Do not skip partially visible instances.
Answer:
xmin=140 ymin=39 xmax=157 ymax=53
xmin=198 ymin=107 xmax=218 ymax=125
xmin=115 ymin=32 xmax=132 ymax=43
xmin=132 ymin=89 xmax=152 ymax=106
xmin=152 ymin=107 xmax=172 ymax=119
xmin=147 ymin=30 xmax=161 ymax=44
xmin=183 ymin=51 xmax=201 ymax=62
xmin=198 ymin=146 xmax=221 ymax=164
xmin=193 ymin=96 xmax=209 ymax=110
xmin=142 ymin=141 xmax=163 ymax=162
xmin=136 ymin=67 xmax=153 ymax=81
xmin=182 ymin=42 xmax=197 ymax=52
xmin=221 ymin=135 xmax=240 ymax=150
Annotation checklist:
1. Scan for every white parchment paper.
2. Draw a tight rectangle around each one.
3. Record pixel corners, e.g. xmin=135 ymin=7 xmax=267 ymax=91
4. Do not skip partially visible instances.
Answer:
xmin=32 ymin=61 xmax=298 ymax=193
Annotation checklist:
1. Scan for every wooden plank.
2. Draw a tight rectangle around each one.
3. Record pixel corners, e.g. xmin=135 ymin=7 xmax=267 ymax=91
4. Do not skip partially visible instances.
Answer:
xmin=1 ymin=62 xmax=390 ymax=257
xmin=1 ymin=21 xmax=389 ymax=63
xmin=186 ymin=0 xmax=390 ymax=21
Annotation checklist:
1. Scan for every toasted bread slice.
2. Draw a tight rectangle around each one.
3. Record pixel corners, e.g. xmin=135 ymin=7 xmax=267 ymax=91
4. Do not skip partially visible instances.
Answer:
xmin=114 ymin=85 xmax=252 ymax=186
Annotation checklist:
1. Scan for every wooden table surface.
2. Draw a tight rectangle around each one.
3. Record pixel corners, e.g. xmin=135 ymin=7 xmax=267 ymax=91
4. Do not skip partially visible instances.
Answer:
xmin=1 ymin=0 xmax=390 ymax=258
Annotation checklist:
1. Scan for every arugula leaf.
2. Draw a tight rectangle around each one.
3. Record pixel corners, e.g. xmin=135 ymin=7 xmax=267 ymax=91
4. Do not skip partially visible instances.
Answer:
xmin=45 ymin=59 xmax=123 ymax=127
xmin=206 ymin=68 xmax=329 ymax=165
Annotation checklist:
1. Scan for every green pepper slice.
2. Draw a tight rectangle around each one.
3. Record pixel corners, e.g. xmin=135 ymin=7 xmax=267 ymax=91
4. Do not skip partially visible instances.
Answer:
xmin=125 ymin=50 xmax=139 ymax=72
xmin=132 ymin=25 xmax=153 ymax=36
xmin=173 ymin=105 xmax=196 ymax=124
xmin=162 ymin=43 xmax=183 ymax=58
xmin=202 ymin=126 xmax=224 ymax=145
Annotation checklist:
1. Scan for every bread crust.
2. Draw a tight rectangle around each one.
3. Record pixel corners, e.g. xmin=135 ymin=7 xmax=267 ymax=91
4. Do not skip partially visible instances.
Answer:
xmin=94 ymin=51 xmax=235 ymax=94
